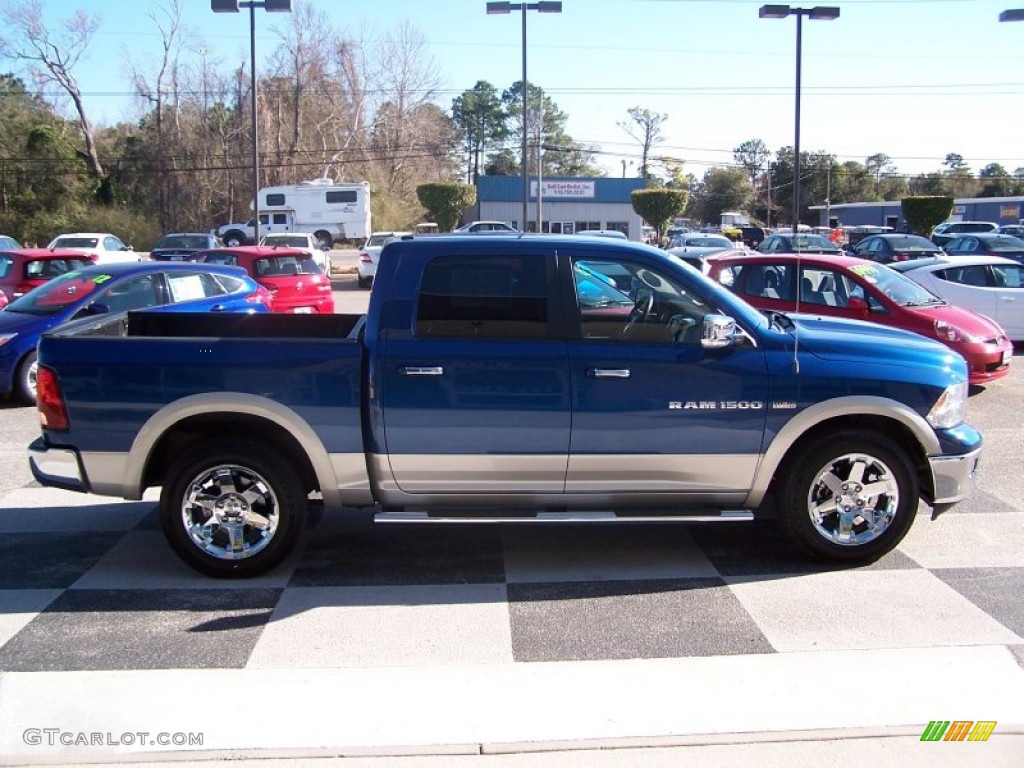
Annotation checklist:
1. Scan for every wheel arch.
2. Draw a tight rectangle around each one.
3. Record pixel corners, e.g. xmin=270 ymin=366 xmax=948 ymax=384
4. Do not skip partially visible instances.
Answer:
xmin=747 ymin=397 xmax=937 ymax=510
xmin=129 ymin=393 xmax=340 ymax=505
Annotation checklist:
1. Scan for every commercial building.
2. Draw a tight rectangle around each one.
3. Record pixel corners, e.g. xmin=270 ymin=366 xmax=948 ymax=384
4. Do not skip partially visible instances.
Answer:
xmin=810 ymin=196 xmax=1024 ymax=230
xmin=470 ymin=176 xmax=647 ymax=239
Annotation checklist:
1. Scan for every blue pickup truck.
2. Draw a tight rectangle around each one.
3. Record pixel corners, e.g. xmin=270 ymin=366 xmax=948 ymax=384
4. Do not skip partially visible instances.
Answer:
xmin=28 ymin=235 xmax=982 ymax=577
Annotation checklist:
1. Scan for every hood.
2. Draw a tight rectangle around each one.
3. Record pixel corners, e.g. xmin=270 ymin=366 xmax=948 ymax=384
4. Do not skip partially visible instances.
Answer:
xmin=905 ymin=302 xmax=1006 ymax=341
xmin=785 ymin=313 xmax=963 ymax=371
xmin=0 ymin=308 xmax=57 ymax=335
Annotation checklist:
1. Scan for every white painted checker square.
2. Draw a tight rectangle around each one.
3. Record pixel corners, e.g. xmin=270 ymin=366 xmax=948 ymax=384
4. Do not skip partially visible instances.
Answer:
xmin=726 ymin=569 xmax=1022 ymax=653
xmin=70 ymin=531 xmax=299 ymax=589
xmin=898 ymin=512 xmax=1024 ymax=569
xmin=501 ymin=525 xmax=718 ymax=583
xmin=247 ymin=584 xmax=513 ymax=668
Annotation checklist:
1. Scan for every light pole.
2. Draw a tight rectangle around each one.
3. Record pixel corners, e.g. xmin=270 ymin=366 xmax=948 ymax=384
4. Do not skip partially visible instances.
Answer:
xmin=486 ymin=1 xmax=562 ymax=232
xmin=211 ymin=0 xmax=292 ymax=243
xmin=759 ymin=5 xmax=839 ymax=233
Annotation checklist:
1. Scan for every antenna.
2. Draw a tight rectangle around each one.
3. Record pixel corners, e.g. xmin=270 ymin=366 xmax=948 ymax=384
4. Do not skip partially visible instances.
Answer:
xmin=792 ymin=244 xmax=801 ymax=374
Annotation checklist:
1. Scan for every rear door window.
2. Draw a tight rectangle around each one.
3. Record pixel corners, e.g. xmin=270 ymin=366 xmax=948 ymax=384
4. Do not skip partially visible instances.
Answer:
xmin=416 ymin=254 xmax=550 ymax=339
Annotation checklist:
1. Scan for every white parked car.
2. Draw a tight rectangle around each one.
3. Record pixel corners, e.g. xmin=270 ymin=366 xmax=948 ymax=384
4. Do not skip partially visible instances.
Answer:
xmin=357 ymin=231 xmax=411 ymax=288
xmin=453 ymin=220 xmax=518 ymax=233
xmin=259 ymin=232 xmax=331 ymax=276
xmin=892 ymin=255 xmax=1024 ymax=341
xmin=46 ymin=233 xmax=138 ymax=264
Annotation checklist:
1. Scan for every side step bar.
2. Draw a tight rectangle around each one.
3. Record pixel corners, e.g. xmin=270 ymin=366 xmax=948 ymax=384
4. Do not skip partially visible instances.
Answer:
xmin=374 ymin=510 xmax=754 ymax=524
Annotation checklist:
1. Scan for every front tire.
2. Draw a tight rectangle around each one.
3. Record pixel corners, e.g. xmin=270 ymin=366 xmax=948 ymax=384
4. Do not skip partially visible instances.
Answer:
xmin=314 ymin=230 xmax=333 ymax=250
xmin=223 ymin=230 xmax=246 ymax=248
xmin=779 ymin=432 xmax=918 ymax=563
xmin=160 ymin=439 xmax=307 ymax=577
xmin=16 ymin=351 xmax=37 ymax=405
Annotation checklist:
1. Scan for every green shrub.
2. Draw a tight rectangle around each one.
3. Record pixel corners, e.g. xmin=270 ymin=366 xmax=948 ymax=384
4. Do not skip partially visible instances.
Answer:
xmin=901 ymin=196 xmax=953 ymax=236
xmin=416 ymin=183 xmax=477 ymax=232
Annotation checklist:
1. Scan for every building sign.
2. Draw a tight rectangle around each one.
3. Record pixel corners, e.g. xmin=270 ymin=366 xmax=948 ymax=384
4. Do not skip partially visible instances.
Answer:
xmin=1000 ymin=205 xmax=1020 ymax=219
xmin=952 ymin=205 xmax=966 ymax=215
xmin=532 ymin=180 xmax=595 ymax=198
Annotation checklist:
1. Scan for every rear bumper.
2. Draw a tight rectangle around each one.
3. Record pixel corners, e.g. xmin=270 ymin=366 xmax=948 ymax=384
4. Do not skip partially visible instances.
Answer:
xmin=27 ymin=437 xmax=88 ymax=493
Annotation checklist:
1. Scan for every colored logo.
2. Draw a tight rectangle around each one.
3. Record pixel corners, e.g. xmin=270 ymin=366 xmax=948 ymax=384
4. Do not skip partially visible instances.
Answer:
xmin=920 ymin=720 xmax=997 ymax=742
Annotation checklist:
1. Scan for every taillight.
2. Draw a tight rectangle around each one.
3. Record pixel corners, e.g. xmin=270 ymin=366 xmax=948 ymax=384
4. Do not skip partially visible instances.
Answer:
xmin=36 ymin=365 xmax=69 ymax=431
xmin=893 ymin=252 xmax=909 ymax=261
xmin=358 ymin=252 xmax=372 ymax=263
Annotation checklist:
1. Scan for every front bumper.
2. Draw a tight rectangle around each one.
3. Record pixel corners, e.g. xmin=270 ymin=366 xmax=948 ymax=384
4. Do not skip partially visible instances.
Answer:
xmin=27 ymin=437 xmax=88 ymax=493
xmin=927 ymin=445 xmax=982 ymax=517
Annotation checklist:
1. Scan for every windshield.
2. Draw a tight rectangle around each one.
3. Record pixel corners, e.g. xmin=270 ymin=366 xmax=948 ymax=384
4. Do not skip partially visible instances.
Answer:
xmin=848 ymin=262 xmax=941 ymax=306
xmin=788 ymin=234 xmax=840 ymax=251
xmin=366 ymin=235 xmax=392 ymax=247
xmin=25 ymin=258 xmax=93 ymax=278
xmin=157 ymin=235 xmax=210 ymax=249
xmin=263 ymin=236 xmax=310 ymax=247
xmin=5 ymin=270 xmax=106 ymax=315
xmin=988 ymin=236 xmax=1024 ymax=252
xmin=52 ymin=237 xmax=99 ymax=249
xmin=886 ymin=235 xmax=938 ymax=250
xmin=683 ymin=236 xmax=732 ymax=248
xmin=254 ymin=256 xmax=321 ymax=276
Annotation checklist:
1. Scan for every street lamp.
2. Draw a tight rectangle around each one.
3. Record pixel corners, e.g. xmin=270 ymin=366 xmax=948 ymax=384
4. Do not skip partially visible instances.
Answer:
xmin=759 ymin=5 xmax=839 ymax=233
xmin=486 ymin=1 xmax=562 ymax=232
xmin=211 ymin=0 xmax=292 ymax=243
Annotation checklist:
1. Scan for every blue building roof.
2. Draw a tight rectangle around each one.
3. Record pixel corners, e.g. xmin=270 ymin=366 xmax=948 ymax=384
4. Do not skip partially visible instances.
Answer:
xmin=476 ymin=176 xmax=646 ymax=204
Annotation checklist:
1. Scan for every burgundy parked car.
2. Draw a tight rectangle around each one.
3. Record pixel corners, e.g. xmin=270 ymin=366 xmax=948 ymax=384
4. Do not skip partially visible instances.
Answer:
xmin=194 ymin=246 xmax=334 ymax=314
xmin=707 ymin=252 xmax=1012 ymax=385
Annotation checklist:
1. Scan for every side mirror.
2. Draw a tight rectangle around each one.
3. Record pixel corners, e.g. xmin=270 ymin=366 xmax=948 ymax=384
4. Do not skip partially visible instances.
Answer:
xmin=701 ymin=314 xmax=738 ymax=349
xmin=847 ymin=296 xmax=870 ymax=317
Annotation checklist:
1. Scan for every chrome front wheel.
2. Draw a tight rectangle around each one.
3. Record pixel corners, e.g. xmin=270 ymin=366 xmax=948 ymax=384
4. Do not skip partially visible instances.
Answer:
xmin=781 ymin=432 xmax=918 ymax=562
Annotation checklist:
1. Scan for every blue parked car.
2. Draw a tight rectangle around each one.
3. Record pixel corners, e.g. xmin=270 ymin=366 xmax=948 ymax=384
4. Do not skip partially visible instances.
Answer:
xmin=0 ymin=261 xmax=272 ymax=403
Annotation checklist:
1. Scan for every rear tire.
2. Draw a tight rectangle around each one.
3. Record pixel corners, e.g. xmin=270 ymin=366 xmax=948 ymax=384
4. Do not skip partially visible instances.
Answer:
xmin=779 ymin=431 xmax=918 ymax=563
xmin=160 ymin=439 xmax=307 ymax=578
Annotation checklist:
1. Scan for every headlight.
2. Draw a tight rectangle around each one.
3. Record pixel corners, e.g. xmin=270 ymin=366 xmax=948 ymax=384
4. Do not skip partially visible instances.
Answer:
xmin=0 ymin=333 xmax=17 ymax=347
xmin=927 ymin=381 xmax=967 ymax=429
xmin=934 ymin=319 xmax=977 ymax=343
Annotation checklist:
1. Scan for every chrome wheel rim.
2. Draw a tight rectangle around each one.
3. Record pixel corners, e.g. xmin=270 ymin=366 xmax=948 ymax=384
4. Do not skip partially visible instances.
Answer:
xmin=26 ymin=359 xmax=38 ymax=398
xmin=806 ymin=452 xmax=899 ymax=546
xmin=181 ymin=464 xmax=279 ymax=560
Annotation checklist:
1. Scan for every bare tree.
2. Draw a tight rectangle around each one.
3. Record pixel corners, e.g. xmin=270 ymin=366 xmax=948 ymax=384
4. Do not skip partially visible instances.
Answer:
xmin=0 ymin=0 xmax=104 ymax=180
xmin=126 ymin=0 xmax=185 ymax=229
xmin=619 ymin=106 xmax=667 ymax=181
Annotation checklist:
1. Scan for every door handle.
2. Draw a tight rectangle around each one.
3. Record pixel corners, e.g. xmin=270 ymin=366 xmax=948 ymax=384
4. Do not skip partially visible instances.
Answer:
xmin=399 ymin=366 xmax=444 ymax=376
xmin=586 ymin=368 xmax=631 ymax=379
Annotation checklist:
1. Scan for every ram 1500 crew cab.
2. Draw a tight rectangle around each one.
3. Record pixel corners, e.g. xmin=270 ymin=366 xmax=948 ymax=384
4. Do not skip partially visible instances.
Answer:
xmin=28 ymin=235 xmax=982 ymax=577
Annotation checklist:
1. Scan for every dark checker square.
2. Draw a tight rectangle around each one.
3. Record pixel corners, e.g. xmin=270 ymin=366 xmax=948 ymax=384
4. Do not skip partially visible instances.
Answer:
xmin=508 ymin=578 xmax=774 ymax=662
xmin=0 ymin=588 xmax=281 ymax=672
xmin=931 ymin=567 xmax=1024 ymax=637
xmin=690 ymin=521 xmax=920 ymax=577
xmin=0 ymin=532 xmax=119 ymax=589
xmin=289 ymin=523 xmax=506 ymax=587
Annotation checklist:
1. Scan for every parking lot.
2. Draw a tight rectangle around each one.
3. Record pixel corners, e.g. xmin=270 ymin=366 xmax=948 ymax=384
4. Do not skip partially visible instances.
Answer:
xmin=0 ymin=278 xmax=1022 ymax=763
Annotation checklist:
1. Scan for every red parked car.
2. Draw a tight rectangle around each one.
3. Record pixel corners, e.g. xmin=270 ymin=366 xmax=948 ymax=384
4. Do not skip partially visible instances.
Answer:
xmin=194 ymin=246 xmax=334 ymax=314
xmin=707 ymin=252 xmax=1013 ymax=385
xmin=0 ymin=248 xmax=97 ymax=306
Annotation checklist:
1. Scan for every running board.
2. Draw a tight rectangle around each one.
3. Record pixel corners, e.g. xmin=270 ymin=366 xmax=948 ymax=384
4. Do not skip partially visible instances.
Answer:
xmin=373 ymin=510 xmax=754 ymax=524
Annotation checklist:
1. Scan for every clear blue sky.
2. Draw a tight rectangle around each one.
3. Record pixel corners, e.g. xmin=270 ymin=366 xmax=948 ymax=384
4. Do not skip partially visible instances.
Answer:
xmin=18 ymin=0 xmax=1024 ymax=181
